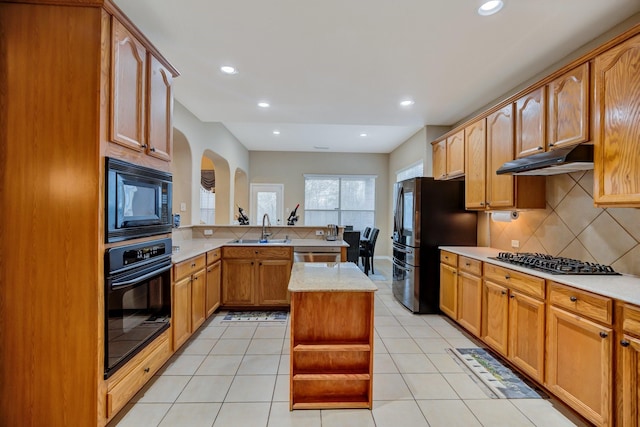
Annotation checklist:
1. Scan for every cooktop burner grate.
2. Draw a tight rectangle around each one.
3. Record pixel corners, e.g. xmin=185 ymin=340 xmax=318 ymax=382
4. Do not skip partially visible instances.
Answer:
xmin=490 ymin=252 xmax=620 ymax=275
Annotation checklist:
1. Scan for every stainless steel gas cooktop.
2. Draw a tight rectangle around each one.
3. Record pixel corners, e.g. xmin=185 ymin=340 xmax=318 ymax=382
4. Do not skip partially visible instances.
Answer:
xmin=490 ymin=252 xmax=620 ymax=275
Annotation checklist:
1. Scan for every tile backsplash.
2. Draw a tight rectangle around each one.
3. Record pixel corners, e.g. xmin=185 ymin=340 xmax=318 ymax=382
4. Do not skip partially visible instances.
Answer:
xmin=489 ymin=170 xmax=640 ymax=277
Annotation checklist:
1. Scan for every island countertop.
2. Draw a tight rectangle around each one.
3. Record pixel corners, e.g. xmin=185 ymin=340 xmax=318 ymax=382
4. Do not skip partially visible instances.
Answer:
xmin=288 ymin=262 xmax=378 ymax=292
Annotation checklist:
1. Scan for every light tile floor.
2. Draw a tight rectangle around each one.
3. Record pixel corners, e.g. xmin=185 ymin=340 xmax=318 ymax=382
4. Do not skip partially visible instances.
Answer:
xmin=108 ymin=259 xmax=590 ymax=427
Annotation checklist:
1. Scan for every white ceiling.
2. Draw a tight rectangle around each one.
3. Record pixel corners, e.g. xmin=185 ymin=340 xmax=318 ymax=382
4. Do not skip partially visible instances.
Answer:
xmin=114 ymin=0 xmax=640 ymax=153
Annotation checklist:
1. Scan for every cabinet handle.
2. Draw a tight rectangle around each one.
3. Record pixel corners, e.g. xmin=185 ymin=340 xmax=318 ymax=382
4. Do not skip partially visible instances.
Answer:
xmin=599 ymin=331 xmax=608 ymax=339
xmin=537 ymin=146 xmax=543 ymax=150
xmin=569 ymin=296 xmax=578 ymax=302
xmin=549 ymin=143 xmax=555 ymax=147
xmin=251 ymin=262 xmax=254 ymax=266
xmin=621 ymin=339 xmax=630 ymax=347
xmin=465 ymin=262 xmax=471 ymax=267
xmin=501 ymin=290 xmax=507 ymax=295
xmin=510 ymin=294 xmax=515 ymax=299
xmin=505 ymin=274 xmax=511 ymax=280
xmin=144 ymin=367 xmax=150 ymax=373
xmin=445 ymin=256 xmax=449 ymax=259
xmin=191 ymin=263 xmax=196 ymax=268
xmin=480 ymin=202 xmax=485 ymax=206
xmin=150 ymin=147 xmax=156 ymax=152
xmin=141 ymin=144 xmax=148 ymax=149
xmin=486 ymin=202 xmax=490 ymax=207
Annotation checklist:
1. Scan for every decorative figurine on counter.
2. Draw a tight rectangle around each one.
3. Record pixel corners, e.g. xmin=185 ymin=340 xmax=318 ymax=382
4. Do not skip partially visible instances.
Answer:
xmin=236 ymin=205 xmax=250 ymax=225
xmin=287 ymin=204 xmax=299 ymax=225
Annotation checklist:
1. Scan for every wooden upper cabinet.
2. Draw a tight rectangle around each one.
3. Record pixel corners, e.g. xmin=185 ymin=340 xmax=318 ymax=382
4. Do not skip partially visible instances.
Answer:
xmin=432 ymin=139 xmax=446 ymax=180
xmin=486 ymin=105 xmax=515 ymax=209
xmin=515 ymin=87 xmax=546 ymax=158
xmin=147 ymin=54 xmax=173 ymax=162
xmin=547 ymin=63 xmax=590 ymax=150
xmin=594 ymin=33 xmax=640 ymax=207
xmin=110 ymin=19 xmax=146 ymax=152
xmin=446 ymin=130 xmax=465 ymax=179
xmin=465 ymin=119 xmax=487 ymax=209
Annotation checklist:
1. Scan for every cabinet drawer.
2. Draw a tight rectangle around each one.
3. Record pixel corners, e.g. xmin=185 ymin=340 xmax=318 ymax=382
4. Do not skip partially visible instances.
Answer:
xmin=174 ymin=254 xmax=206 ymax=281
xmin=223 ymin=246 xmax=261 ymax=259
xmin=257 ymin=246 xmax=292 ymax=260
xmin=459 ymin=256 xmax=482 ymax=276
xmin=484 ymin=263 xmax=544 ymax=299
xmin=207 ymin=248 xmax=221 ymax=265
xmin=622 ymin=303 xmax=640 ymax=336
xmin=440 ymin=251 xmax=457 ymax=267
xmin=106 ymin=333 xmax=171 ymax=418
xmin=548 ymin=282 xmax=612 ymax=325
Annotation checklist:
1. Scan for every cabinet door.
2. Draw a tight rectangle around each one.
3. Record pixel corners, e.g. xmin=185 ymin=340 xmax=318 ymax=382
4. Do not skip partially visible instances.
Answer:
xmin=508 ymin=291 xmax=545 ymax=382
xmin=446 ymin=130 xmax=465 ymax=178
xmin=222 ymin=259 xmax=254 ymax=305
xmin=457 ymin=271 xmax=482 ymax=337
xmin=620 ymin=334 xmax=640 ymax=427
xmin=191 ymin=269 xmax=206 ymax=331
xmin=515 ymin=87 xmax=546 ymax=158
xmin=486 ymin=105 xmax=515 ymax=209
xmin=257 ymin=259 xmax=292 ymax=305
xmin=172 ymin=276 xmax=191 ymax=350
xmin=432 ymin=140 xmax=446 ymax=180
xmin=439 ymin=263 xmax=457 ymax=319
xmin=594 ymin=33 xmax=640 ymax=207
xmin=147 ymin=54 xmax=173 ymax=162
xmin=546 ymin=306 xmax=612 ymax=427
xmin=482 ymin=280 xmax=509 ymax=356
xmin=465 ymin=119 xmax=487 ymax=209
xmin=110 ymin=19 xmax=146 ymax=151
xmin=206 ymin=261 xmax=221 ymax=317
xmin=547 ymin=63 xmax=590 ymax=150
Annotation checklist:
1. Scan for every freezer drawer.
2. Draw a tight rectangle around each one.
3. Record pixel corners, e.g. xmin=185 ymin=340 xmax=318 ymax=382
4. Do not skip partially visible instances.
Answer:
xmin=391 ymin=258 xmax=421 ymax=313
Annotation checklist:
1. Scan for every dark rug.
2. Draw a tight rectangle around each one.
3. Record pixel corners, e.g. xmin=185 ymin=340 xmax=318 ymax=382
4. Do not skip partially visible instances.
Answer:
xmin=221 ymin=311 xmax=288 ymax=322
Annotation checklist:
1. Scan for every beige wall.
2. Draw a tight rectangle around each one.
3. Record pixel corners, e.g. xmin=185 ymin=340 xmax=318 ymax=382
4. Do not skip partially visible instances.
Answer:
xmin=172 ymin=128 xmax=193 ymax=225
xmin=249 ymin=151 xmax=391 ymax=257
xmin=490 ymin=171 xmax=640 ymax=276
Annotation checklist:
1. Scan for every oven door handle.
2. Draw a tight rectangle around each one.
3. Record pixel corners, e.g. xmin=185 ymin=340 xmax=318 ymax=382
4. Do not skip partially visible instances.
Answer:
xmin=110 ymin=264 xmax=172 ymax=289
xmin=392 ymin=259 xmax=412 ymax=272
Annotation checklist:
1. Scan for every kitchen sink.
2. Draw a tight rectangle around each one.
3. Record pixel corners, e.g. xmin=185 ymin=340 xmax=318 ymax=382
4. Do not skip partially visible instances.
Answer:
xmin=230 ymin=238 xmax=291 ymax=244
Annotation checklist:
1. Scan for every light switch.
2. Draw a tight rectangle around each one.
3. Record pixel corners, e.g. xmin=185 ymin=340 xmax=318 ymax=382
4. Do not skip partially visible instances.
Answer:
xmin=180 ymin=202 xmax=187 ymax=212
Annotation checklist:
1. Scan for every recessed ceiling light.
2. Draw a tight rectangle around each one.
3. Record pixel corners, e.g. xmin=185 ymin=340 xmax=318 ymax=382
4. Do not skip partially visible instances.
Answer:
xmin=360 ymin=133 xmax=367 ymax=137
xmin=258 ymin=102 xmax=270 ymax=108
xmin=400 ymin=99 xmax=415 ymax=107
xmin=220 ymin=65 xmax=238 ymax=74
xmin=273 ymin=130 xmax=280 ymax=135
xmin=478 ymin=0 xmax=504 ymax=16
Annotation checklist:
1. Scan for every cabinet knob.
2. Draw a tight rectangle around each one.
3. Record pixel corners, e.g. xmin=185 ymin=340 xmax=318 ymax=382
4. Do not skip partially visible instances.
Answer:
xmin=549 ymin=143 xmax=555 ymax=147
xmin=251 ymin=261 xmax=254 ymax=265
xmin=144 ymin=367 xmax=150 ymax=373
xmin=537 ymin=146 xmax=543 ymax=150
xmin=191 ymin=263 xmax=196 ymax=268
xmin=621 ymin=339 xmax=630 ymax=347
xmin=505 ymin=274 xmax=511 ymax=280
xmin=150 ymin=147 xmax=156 ymax=152
xmin=501 ymin=290 xmax=507 ymax=295
xmin=599 ymin=331 xmax=608 ymax=339
xmin=480 ymin=202 xmax=485 ymax=206
xmin=465 ymin=263 xmax=471 ymax=267
xmin=141 ymin=144 xmax=148 ymax=149
xmin=510 ymin=294 xmax=515 ymax=299
xmin=486 ymin=202 xmax=490 ymax=207
xmin=569 ymin=296 xmax=578 ymax=302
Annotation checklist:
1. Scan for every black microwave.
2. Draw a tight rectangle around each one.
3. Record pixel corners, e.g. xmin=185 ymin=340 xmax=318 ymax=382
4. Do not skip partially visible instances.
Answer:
xmin=106 ymin=157 xmax=172 ymax=243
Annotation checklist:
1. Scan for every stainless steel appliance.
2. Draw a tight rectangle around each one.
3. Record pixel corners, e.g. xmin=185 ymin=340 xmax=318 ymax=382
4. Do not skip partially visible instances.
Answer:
xmin=326 ymin=224 xmax=338 ymax=241
xmin=106 ymin=157 xmax=173 ymax=243
xmin=491 ymin=252 xmax=620 ymax=275
xmin=104 ymin=238 xmax=172 ymax=378
xmin=392 ymin=177 xmax=477 ymax=313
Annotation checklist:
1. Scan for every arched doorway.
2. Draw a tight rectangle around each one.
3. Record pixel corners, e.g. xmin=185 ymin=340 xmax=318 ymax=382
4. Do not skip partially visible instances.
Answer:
xmin=201 ymin=150 xmax=230 ymax=224
xmin=172 ymin=128 xmax=192 ymax=225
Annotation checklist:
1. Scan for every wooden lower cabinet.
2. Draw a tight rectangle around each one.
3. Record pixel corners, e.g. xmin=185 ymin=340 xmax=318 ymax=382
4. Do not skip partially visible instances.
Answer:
xmin=290 ymin=291 xmax=374 ymax=409
xmin=191 ymin=269 xmax=206 ymax=331
xmin=546 ymin=305 xmax=613 ymax=426
xmin=206 ymin=260 xmax=222 ymax=317
xmin=508 ymin=290 xmax=545 ymax=381
xmin=173 ymin=254 xmax=206 ymax=350
xmin=222 ymin=246 xmax=292 ymax=308
xmin=457 ymin=267 xmax=482 ymax=337
xmin=172 ymin=275 xmax=192 ymax=350
xmin=482 ymin=280 xmax=509 ymax=355
xmin=439 ymin=263 xmax=458 ymax=319
xmin=620 ymin=334 xmax=640 ymax=427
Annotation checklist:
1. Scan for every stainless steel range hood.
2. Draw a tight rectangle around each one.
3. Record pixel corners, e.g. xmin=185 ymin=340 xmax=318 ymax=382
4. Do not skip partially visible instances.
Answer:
xmin=496 ymin=144 xmax=594 ymax=176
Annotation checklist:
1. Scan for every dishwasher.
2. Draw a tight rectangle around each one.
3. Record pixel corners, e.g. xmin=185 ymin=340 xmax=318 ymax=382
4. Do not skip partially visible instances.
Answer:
xmin=293 ymin=246 xmax=342 ymax=263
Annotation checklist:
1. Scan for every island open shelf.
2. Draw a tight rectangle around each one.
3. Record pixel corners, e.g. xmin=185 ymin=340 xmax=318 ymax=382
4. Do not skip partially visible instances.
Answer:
xmin=288 ymin=263 xmax=377 ymax=410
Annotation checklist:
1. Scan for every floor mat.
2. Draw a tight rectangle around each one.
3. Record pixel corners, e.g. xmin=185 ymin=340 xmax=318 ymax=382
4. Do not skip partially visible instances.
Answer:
xmin=450 ymin=348 xmax=544 ymax=399
xmin=221 ymin=311 xmax=288 ymax=322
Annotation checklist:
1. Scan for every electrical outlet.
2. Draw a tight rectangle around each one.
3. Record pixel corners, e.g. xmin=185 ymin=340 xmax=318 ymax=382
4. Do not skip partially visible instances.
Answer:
xmin=180 ymin=202 xmax=187 ymax=212
xmin=316 ymin=230 xmax=324 ymax=236
xmin=511 ymin=240 xmax=520 ymax=249
xmin=204 ymin=229 xmax=213 ymax=236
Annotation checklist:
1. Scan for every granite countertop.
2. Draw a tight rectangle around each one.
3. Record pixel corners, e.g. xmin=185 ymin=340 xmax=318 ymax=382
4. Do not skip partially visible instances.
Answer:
xmin=172 ymin=238 xmax=348 ymax=264
xmin=439 ymin=246 xmax=640 ymax=306
xmin=288 ymin=262 xmax=378 ymax=292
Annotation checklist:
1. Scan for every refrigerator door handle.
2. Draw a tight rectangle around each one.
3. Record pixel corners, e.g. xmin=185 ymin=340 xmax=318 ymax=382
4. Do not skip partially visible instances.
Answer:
xmin=392 ymin=258 xmax=412 ymax=272
xmin=393 ymin=244 xmax=413 ymax=254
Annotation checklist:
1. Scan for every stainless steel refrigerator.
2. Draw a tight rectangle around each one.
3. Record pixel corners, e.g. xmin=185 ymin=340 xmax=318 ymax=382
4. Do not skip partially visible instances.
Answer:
xmin=392 ymin=177 xmax=477 ymax=313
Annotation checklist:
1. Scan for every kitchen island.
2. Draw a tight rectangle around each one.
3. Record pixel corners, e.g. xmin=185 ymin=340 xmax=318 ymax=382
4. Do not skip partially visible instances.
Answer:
xmin=288 ymin=262 xmax=377 ymax=410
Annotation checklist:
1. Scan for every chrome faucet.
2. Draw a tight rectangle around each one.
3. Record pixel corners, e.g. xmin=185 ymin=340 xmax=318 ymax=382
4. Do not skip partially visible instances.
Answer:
xmin=261 ymin=213 xmax=272 ymax=241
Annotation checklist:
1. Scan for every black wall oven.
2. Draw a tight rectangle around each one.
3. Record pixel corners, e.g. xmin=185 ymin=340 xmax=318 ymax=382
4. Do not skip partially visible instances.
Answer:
xmin=104 ymin=238 xmax=172 ymax=379
xmin=106 ymin=157 xmax=172 ymax=243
